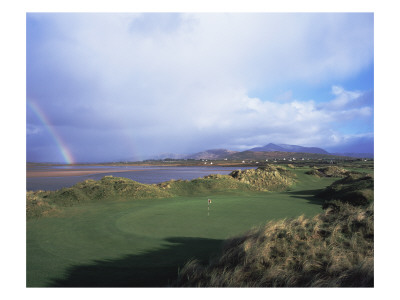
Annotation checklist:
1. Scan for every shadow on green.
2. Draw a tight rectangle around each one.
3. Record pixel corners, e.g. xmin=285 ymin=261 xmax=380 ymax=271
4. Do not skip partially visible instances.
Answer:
xmin=286 ymin=188 xmax=326 ymax=206
xmin=48 ymin=237 xmax=223 ymax=287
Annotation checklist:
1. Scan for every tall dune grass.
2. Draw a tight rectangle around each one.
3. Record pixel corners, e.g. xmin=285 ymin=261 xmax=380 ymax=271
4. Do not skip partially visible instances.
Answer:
xmin=305 ymin=166 xmax=357 ymax=178
xmin=26 ymin=176 xmax=172 ymax=218
xmin=319 ymin=173 xmax=374 ymax=208
xmin=229 ymin=165 xmax=296 ymax=191
xmin=176 ymin=203 xmax=373 ymax=287
xmin=157 ymin=174 xmax=258 ymax=196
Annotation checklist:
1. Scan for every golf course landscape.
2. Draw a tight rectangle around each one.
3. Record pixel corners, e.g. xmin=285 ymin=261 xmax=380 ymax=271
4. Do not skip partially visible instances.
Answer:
xmin=26 ymin=162 xmax=374 ymax=287
xmin=23 ymin=10 xmax=379 ymax=290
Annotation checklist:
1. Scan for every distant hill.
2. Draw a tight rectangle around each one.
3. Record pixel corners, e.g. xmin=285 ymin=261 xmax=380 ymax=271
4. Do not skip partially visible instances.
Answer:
xmin=225 ymin=151 xmax=350 ymax=161
xmin=148 ymin=153 xmax=189 ymax=160
xmin=186 ymin=149 xmax=238 ymax=160
xmin=249 ymin=143 xmax=329 ymax=154
xmin=142 ymin=143 xmax=370 ymax=162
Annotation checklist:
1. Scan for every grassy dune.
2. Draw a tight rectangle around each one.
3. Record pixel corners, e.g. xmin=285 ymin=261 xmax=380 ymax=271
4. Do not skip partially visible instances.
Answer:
xmin=27 ymin=166 xmax=296 ymax=219
xmin=176 ymin=203 xmax=373 ymax=287
xmin=26 ymin=165 xmax=373 ymax=287
xmin=319 ymin=173 xmax=374 ymax=208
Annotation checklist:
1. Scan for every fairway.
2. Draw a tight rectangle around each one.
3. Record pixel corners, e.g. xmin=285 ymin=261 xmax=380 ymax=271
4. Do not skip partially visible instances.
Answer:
xmin=26 ymin=169 xmax=338 ymax=287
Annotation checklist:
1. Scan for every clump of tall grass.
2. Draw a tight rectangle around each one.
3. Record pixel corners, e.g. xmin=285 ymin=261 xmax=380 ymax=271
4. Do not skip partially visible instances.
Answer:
xmin=176 ymin=203 xmax=373 ymax=287
xmin=26 ymin=176 xmax=172 ymax=218
xmin=158 ymin=167 xmax=296 ymax=196
xmin=158 ymin=174 xmax=258 ymax=196
xmin=26 ymin=190 xmax=59 ymax=218
xmin=305 ymin=166 xmax=352 ymax=178
xmin=319 ymin=173 xmax=374 ymax=208
xmin=229 ymin=165 xmax=296 ymax=191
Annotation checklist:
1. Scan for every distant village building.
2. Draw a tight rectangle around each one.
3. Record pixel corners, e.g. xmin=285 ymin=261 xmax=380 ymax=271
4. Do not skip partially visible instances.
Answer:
xmin=242 ymin=161 xmax=245 ymax=163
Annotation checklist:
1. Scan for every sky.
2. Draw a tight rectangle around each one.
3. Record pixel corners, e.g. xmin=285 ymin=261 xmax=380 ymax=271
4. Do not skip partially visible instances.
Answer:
xmin=26 ymin=12 xmax=374 ymax=163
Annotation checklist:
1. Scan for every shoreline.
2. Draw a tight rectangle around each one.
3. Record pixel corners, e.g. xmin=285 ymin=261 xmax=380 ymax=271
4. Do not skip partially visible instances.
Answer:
xmin=26 ymin=165 xmax=247 ymax=178
xmin=26 ymin=168 xmax=150 ymax=178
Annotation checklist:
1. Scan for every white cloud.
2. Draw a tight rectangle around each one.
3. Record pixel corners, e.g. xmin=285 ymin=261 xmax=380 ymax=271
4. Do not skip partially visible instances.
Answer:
xmin=31 ymin=13 xmax=373 ymax=94
xmin=325 ymin=85 xmax=363 ymax=110
xmin=27 ymin=13 xmax=374 ymax=160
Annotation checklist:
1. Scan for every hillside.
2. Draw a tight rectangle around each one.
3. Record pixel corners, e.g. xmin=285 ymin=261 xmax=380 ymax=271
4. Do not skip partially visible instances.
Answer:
xmin=249 ymin=143 xmax=329 ymax=154
xmin=141 ymin=143 xmax=367 ymax=162
xmin=186 ymin=149 xmax=238 ymax=160
xmin=225 ymin=151 xmax=350 ymax=161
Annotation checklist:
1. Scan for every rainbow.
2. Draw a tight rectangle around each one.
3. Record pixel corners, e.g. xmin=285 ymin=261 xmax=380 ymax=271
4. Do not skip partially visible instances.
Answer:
xmin=27 ymin=99 xmax=75 ymax=164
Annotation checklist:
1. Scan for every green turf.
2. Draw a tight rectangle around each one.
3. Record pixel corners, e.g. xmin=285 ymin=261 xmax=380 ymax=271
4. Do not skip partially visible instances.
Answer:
xmin=26 ymin=168 xmax=338 ymax=287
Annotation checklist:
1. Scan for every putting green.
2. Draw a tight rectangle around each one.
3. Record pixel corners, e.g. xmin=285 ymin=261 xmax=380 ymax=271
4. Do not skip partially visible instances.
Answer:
xmin=27 ymin=170 xmax=338 ymax=287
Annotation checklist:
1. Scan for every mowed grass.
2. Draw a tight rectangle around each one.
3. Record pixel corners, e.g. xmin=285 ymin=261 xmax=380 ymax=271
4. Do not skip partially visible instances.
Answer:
xmin=26 ymin=168 xmax=338 ymax=287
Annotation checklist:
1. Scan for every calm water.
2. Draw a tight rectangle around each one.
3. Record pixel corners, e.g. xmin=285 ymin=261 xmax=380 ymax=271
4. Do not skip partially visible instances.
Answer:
xmin=26 ymin=166 xmax=255 ymax=191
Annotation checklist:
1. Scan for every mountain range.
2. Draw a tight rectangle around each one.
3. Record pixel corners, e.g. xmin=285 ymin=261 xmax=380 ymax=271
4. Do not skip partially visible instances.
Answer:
xmin=185 ymin=144 xmax=329 ymax=160
xmin=143 ymin=143 xmax=373 ymax=161
xmin=248 ymin=143 xmax=329 ymax=154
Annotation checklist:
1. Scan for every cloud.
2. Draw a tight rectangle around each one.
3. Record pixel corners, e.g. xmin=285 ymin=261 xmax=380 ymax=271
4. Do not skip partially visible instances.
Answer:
xmin=323 ymin=85 xmax=363 ymax=110
xmin=26 ymin=13 xmax=374 ymax=162
xmin=324 ymin=133 xmax=374 ymax=153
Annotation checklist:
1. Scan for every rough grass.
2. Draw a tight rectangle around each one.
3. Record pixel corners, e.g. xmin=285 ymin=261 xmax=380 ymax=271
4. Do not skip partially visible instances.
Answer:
xmin=157 ymin=174 xmax=259 ymax=196
xmin=175 ymin=203 xmax=374 ymax=287
xmin=318 ymin=173 xmax=374 ymax=208
xmin=27 ymin=176 xmax=172 ymax=218
xmin=229 ymin=165 xmax=296 ymax=191
xmin=26 ymin=190 xmax=59 ymax=219
xmin=305 ymin=166 xmax=353 ymax=178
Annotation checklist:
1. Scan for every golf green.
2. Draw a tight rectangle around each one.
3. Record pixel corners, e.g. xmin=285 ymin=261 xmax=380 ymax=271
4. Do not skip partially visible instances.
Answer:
xmin=26 ymin=169 xmax=337 ymax=287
